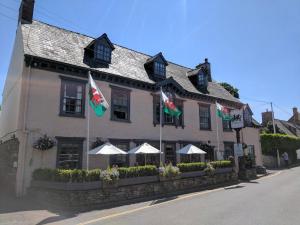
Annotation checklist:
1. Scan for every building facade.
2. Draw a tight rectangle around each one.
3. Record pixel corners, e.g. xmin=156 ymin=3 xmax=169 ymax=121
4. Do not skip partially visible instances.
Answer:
xmin=0 ymin=1 xmax=262 ymax=196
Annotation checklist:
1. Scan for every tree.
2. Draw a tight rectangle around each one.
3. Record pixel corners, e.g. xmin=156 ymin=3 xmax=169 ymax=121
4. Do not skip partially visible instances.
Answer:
xmin=219 ymin=82 xmax=240 ymax=99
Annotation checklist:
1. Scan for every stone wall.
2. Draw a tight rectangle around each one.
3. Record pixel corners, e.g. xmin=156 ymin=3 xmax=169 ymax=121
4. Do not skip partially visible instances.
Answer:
xmin=30 ymin=171 xmax=237 ymax=208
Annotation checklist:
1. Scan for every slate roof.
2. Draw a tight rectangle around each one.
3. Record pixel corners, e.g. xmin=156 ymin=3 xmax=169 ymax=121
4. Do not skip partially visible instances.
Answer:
xmin=274 ymin=119 xmax=300 ymax=137
xmin=22 ymin=20 xmax=240 ymax=104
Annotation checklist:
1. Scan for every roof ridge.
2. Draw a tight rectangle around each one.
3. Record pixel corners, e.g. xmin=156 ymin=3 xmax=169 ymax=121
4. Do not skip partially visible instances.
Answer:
xmin=30 ymin=20 xmax=192 ymax=71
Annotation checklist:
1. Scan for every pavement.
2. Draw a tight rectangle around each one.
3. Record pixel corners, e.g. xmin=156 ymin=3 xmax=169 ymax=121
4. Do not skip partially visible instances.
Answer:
xmin=0 ymin=167 xmax=299 ymax=225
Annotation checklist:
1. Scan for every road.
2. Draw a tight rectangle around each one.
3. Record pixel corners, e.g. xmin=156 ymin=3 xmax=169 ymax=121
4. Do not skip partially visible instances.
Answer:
xmin=1 ymin=167 xmax=300 ymax=225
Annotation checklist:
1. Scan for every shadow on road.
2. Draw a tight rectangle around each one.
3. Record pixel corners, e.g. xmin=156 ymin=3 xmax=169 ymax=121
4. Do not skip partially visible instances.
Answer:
xmin=224 ymin=185 xmax=245 ymax=190
xmin=150 ymin=196 xmax=178 ymax=205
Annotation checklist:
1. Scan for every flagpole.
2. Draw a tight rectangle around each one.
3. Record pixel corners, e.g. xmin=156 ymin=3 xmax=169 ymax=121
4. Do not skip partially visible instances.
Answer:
xmin=215 ymin=101 xmax=220 ymax=160
xmin=159 ymin=86 xmax=162 ymax=166
xmin=86 ymin=71 xmax=91 ymax=171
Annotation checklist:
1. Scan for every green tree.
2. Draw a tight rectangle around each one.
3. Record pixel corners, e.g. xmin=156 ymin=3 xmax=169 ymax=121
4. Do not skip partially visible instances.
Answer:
xmin=219 ymin=82 xmax=240 ymax=99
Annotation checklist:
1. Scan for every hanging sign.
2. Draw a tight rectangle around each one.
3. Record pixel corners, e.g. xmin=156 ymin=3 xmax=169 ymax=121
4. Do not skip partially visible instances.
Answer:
xmin=234 ymin=143 xmax=244 ymax=157
xmin=230 ymin=109 xmax=244 ymax=129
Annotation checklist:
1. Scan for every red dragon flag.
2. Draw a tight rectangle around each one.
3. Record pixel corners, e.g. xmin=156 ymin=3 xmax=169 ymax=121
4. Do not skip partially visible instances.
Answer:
xmin=88 ymin=74 xmax=109 ymax=117
xmin=161 ymin=90 xmax=181 ymax=118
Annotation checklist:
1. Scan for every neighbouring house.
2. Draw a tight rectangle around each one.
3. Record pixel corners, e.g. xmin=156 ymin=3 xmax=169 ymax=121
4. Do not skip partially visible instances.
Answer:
xmin=261 ymin=108 xmax=300 ymax=168
xmin=0 ymin=0 xmax=262 ymax=196
xmin=261 ymin=108 xmax=300 ymax=137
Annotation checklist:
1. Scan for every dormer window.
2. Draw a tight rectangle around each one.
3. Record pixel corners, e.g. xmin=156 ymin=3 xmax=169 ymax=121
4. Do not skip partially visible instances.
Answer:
xmin=154 ymin=61 xmax=166 ymax=76
xmin=198 ymin=72 xmax=206 ymax=86
xmin=84 ymin=33 xmax=115 ymax=67
xmin=145 ymin=52 xmax=168 ymax=81
xmin=95 ymin=44 xmax=111 ymax=62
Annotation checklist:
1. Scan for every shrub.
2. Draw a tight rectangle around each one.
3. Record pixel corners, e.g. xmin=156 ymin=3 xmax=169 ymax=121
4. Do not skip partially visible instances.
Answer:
xmin=177 ymin=162 xmax=206 ymax=172
xmin=204 ymin=163 xmax=215 ymax=177
xmin=210 ymin=160 xmax=232 ymax=169
xmin=100 ymin=167 xmax=119 ymax=183
xmin=159 ymin=163 xmax=180 ymax=178
xmin=261 ymin=133 xmax=300 ymax=162
xmin=118 ymin=165 xmax=158 ymax=179
xmin=32 ymin=168 xmax=101 ymax=183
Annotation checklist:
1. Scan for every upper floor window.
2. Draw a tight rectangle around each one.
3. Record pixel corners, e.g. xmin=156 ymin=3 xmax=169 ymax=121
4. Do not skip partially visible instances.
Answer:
xmin=95 ymin=44 xmax=112 ymax=62
xmin=153 ymin=94 xmax=184 ymax=128
xmin=60 ymin=77 xmax=86 ymax=118
xmin=198 ymin=73 xmax=206 ymax=86
xmin=223 ymin=120 xmax=232 ymax=131
xmin=154 ymin=61 xmax=166 ymax=76
xmin=111 ymin=86 xmax=131 ymax=122
xmin=199 ymin=105 xmax=211 ymax=130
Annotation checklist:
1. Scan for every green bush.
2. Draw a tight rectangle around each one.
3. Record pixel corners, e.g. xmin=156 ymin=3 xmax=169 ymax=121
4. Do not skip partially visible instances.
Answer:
xmin=177 ymin=162 xmax=206 ymax=172
xmin=100 ymin=167 xmax=119 ymax=183
xmin=177 ymin=160 xmax=232 ymax=172
xmin=210 ymin=160 xmax=233 ymax=169
xmin=118 ymin=165 xmax=158 ymax=179
xmin=32 ymin=168 xmax=101 ymax=183
xmin=159 ymin=163 xmax=180 ymax=178
xmin=261 ymin=133 xmax=300 ymax=162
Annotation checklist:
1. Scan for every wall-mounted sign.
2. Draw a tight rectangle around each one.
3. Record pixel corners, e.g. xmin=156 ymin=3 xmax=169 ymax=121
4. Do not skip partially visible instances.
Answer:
xmin=234 ymin=143 xmax=244 ymax=157
xmin=230 ymin=109 xmax=244 ymax=129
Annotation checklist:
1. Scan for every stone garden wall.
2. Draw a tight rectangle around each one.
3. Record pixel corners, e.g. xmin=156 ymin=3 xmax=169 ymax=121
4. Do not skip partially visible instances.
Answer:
xmin=30 ymin=170 xmax=237 ymax=208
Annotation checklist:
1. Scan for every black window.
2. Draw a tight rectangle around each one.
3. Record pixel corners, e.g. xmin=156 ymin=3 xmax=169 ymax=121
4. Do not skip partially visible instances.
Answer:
xmin=244 ymin=109 xmax=252 ymax=127
xmin=56 ymin=137 xmax=84 ymax=169
xmin=109 ymin=141 xmax=129 ymax=167
xmin=198 ymin=72 xmax=206 ymax=86
xmin=153 ymin=94 xmax=184 ymax=127
xmin=154 ymin=61 xmax=166 ymax=76
xmin=199 ymin=105 xmax=211 ymax=130
xmin=111 ymin=86 xmax=131 ymax=122
xmin=224 ymin=142 xmax=234 ymax=160
xmin=223 ymin=108 xmax=232 ymax=131
xmin=60 ymin=77 xmax=86 ymax=118
xmin=95 ymin=44 xmax=111 ymax=62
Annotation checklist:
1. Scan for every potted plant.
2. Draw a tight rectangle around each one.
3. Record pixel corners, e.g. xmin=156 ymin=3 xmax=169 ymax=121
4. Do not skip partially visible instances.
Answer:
xmin=100 ymin=167 xmax=119 ymax=188
xmin=159 ymin=163 xmax=181 ymax=181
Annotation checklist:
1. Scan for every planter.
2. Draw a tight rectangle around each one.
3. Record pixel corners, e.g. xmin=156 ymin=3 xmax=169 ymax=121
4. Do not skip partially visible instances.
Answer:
xmin=159 ymin=175 xmax=181 ymax=182
xmin=31 ymin=180 xmax=102 ymax=191
xmin=215 ymin=167 xmax=233 ymax=174
xmin=118 ymin=176 xmax=159 ymax=186
xmin=102 ymin=181 xmax=118 ymax=189
xmin=181 ymin=170 xmax=205 ymax=178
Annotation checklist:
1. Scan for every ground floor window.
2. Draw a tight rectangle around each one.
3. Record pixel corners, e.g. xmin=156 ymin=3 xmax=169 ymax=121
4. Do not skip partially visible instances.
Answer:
xmin=135 ymin=142 xmax=160 ymax=166
xmin=109 ymin=141 xmax=129 ymax=167
xmin=165 ymin=143 xmax=176 ymax=165
xmin=56 ymin=137 xmax=84 ymax=169
xmin=223 ymin=142 xmax=234 ymax=160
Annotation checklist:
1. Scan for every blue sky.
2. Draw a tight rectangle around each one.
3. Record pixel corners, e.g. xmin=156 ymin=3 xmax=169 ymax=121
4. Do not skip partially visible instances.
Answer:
xmin=1 ymin=0 xmax=300 ymax=121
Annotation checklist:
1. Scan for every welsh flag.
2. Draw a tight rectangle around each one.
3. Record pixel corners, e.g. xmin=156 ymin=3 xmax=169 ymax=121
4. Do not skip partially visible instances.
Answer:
xmin=161 ymin=91 xmax=181 ymax=117
xmin=216 ymin=102 xmax=232 ymax=121
xmin=88 ymin=74 xmax=109 ymax=117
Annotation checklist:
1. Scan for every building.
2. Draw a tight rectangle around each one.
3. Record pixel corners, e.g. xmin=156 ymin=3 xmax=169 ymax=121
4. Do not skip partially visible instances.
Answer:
xmin=0 ymin=0 xmax=262 ymax=196
xmin=261 ymin=107 xmax=300 ymax=137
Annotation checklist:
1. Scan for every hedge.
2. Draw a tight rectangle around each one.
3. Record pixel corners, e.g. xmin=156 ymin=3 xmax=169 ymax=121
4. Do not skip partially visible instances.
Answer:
xmin=261 ymin=133 xmax=300 ymax=162
xmin=118 ymin=165 xmax=158 ymax=179
xmin=177 ymin=162 xmax=206 ymax=172
xmin=177 ymin=160 xmax=232 ymax=172
xmin=32 ymin=168 xmax=101 ymax=183
xmin=32 ymin=161 xmax=233 ymax=182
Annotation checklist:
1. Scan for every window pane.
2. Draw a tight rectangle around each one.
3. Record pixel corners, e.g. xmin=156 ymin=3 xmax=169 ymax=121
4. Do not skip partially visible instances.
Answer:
xmin=154 ymin=62 xmax=165 ymax=76
xmin=61 ymin=80 xmax=84 ymax=115
xmin=199 ymin=106 xmax=211 ymax=129
xmin=96 ymin=44 xmax=111 ymax=62
xmin=58 ymin=142 xmax=81 ymax=169
xmin=112 ymin=89 xmax=130 ymax=121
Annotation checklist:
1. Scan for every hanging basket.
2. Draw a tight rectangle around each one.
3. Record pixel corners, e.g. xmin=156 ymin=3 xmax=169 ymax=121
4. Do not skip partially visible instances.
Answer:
xmin=33 ymin=135 xmax=55 ymax=151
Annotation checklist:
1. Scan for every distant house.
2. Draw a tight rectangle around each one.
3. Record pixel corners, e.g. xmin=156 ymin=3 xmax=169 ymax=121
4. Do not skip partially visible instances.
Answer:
xmin=0 ymin=0 xmax=262 ymax=196
xmin=261 ymin=107 xmax=300 ymax=137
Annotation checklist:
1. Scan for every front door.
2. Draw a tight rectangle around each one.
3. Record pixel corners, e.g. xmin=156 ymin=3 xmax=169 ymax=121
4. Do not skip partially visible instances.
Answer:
xmin=165 ymin=143 xmax=176 ymax=165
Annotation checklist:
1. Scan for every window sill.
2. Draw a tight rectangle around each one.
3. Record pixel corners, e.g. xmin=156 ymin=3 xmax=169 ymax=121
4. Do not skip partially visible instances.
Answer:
xmin=110 ymin=118 xmax=131 ymax=123
xmin=59 ymin=113 xmax=85 ymax=119
xmin=199 ymin=128 xmax=212 ymax=131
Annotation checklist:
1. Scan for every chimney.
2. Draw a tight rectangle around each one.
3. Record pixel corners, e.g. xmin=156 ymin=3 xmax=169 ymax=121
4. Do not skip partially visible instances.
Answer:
xmin=293 ymin=107 xmax=299 ymax=122
xmin=196 ymin=58 xmax=212 ymax=82
xmin=262 ymin=110 xmax=273 ymax=126
xmin=18 ymin=0 xmax=35 ymax=24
